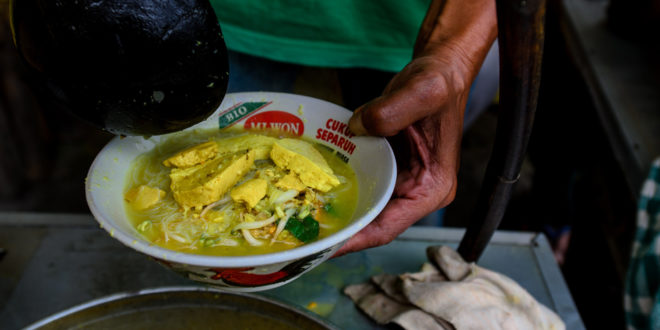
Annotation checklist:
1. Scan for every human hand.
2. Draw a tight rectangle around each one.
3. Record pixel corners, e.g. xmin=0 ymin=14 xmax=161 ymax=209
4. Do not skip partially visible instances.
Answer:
xmin=334 ymin=48 xmax=468 ymax=257
xmin=334 ymin=0 xmax=497 ymax=257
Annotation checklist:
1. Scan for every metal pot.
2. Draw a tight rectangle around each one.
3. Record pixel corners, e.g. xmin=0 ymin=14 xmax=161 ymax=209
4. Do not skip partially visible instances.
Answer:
xmin=26 ymin=286 xmax=336 ymax=330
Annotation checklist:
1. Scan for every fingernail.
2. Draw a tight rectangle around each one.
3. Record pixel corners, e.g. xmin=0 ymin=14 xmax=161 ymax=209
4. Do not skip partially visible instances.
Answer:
xmin=349 ymin=107 xmax=368 ymax=136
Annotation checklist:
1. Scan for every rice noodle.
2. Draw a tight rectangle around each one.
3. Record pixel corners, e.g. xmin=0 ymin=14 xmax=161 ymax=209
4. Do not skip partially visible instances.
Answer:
xmin=233 ymin=215 xmax=278 ymax=230
xmin=241 ymin=229 xmax=263 ymax=246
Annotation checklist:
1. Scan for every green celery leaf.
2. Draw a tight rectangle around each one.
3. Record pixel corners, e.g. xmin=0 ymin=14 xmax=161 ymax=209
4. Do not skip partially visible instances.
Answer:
xmin=323 ymin=203 xmax=335 ymax=215
xmin=285 ymin=215 xmax=319 ymax=243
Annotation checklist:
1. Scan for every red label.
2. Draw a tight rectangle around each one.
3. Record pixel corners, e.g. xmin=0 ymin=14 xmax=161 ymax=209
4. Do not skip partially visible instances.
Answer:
xmin=244 ymin=111 xmax=304 ymax=136
xmin=315 ymin=117 xmax=356 ymax=155
xmin=208 ymin=267 xmax=288 ymax=286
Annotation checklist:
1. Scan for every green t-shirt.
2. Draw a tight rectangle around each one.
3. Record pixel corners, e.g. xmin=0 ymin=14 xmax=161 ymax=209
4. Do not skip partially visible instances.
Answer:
xmin=210 ymin=0 xmax=431 ymax=72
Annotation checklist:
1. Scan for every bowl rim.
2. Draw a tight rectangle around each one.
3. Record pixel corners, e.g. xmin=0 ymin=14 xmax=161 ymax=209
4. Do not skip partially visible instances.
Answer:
xmin=86 ymin=91 xmax=397 ymax=268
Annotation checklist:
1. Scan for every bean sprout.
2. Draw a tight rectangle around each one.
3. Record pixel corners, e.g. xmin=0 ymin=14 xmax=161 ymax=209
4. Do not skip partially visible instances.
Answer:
xmin=233 ymin=215 xmax=278 ymax=230
xmin=271 ymin=208 xmax=296 ymax=243
xmin=242 ymin=229 xmax=263 ymax=246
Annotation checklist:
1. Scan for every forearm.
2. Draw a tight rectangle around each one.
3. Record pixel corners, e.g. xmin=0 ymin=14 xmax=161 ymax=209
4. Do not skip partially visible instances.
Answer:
xmin=415 ymin=0 xmax=497 ymax=80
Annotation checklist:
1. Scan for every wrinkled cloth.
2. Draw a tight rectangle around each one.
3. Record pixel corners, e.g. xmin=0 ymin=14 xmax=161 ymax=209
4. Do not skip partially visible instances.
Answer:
xmin=625 ymin=157 xmax=660 ymax=330
xmin=344 ymin=246 xmax=565 ymax=330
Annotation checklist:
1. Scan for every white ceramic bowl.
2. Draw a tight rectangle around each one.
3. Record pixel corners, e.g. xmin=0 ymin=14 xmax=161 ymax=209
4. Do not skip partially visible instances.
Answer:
xmin=86 ymin=92 xmax=396 ymax=292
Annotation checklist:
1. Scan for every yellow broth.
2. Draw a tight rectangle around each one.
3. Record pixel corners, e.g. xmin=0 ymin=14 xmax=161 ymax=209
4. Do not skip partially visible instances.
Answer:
xmin=124 ymin=129 xmax=358 ymax=256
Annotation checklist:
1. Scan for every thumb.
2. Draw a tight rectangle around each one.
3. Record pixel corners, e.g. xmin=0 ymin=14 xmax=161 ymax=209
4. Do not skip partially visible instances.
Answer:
xmin=348 ymin=71 xmax=449 ymax=137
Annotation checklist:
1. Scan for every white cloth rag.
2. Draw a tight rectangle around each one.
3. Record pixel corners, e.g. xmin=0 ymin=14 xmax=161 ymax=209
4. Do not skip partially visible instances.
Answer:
xmin=344 ymin=245 xmax=565 ymax=330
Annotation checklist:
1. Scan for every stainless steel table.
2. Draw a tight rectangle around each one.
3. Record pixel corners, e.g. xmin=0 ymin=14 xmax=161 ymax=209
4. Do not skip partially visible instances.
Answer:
xmin=0 ymin=212 xmax=585 ymax=329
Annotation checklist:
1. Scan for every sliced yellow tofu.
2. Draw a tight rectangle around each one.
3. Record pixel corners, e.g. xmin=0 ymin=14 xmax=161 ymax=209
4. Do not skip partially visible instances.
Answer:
xmin=216 ymin=134 xmax=277 ymax=160
xmin=274 ymin=173 xmax=307 ymax=192
xmin=163 ymin=141 xmax=218 ymax=168
xmin=230 ymin=178 xmax=268 ymax=208
xmin=124 ymin=185 xmax=165 ymax=210
xmin=170 ymin=150 xmax=256 ymax=210
xmin=270 ymin=139 xmax=340 ymax=192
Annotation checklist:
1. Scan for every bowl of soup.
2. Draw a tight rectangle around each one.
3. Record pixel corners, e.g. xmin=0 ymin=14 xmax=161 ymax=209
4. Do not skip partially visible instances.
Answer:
xmin=86 ymin=92 xmax=396 ymax=291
